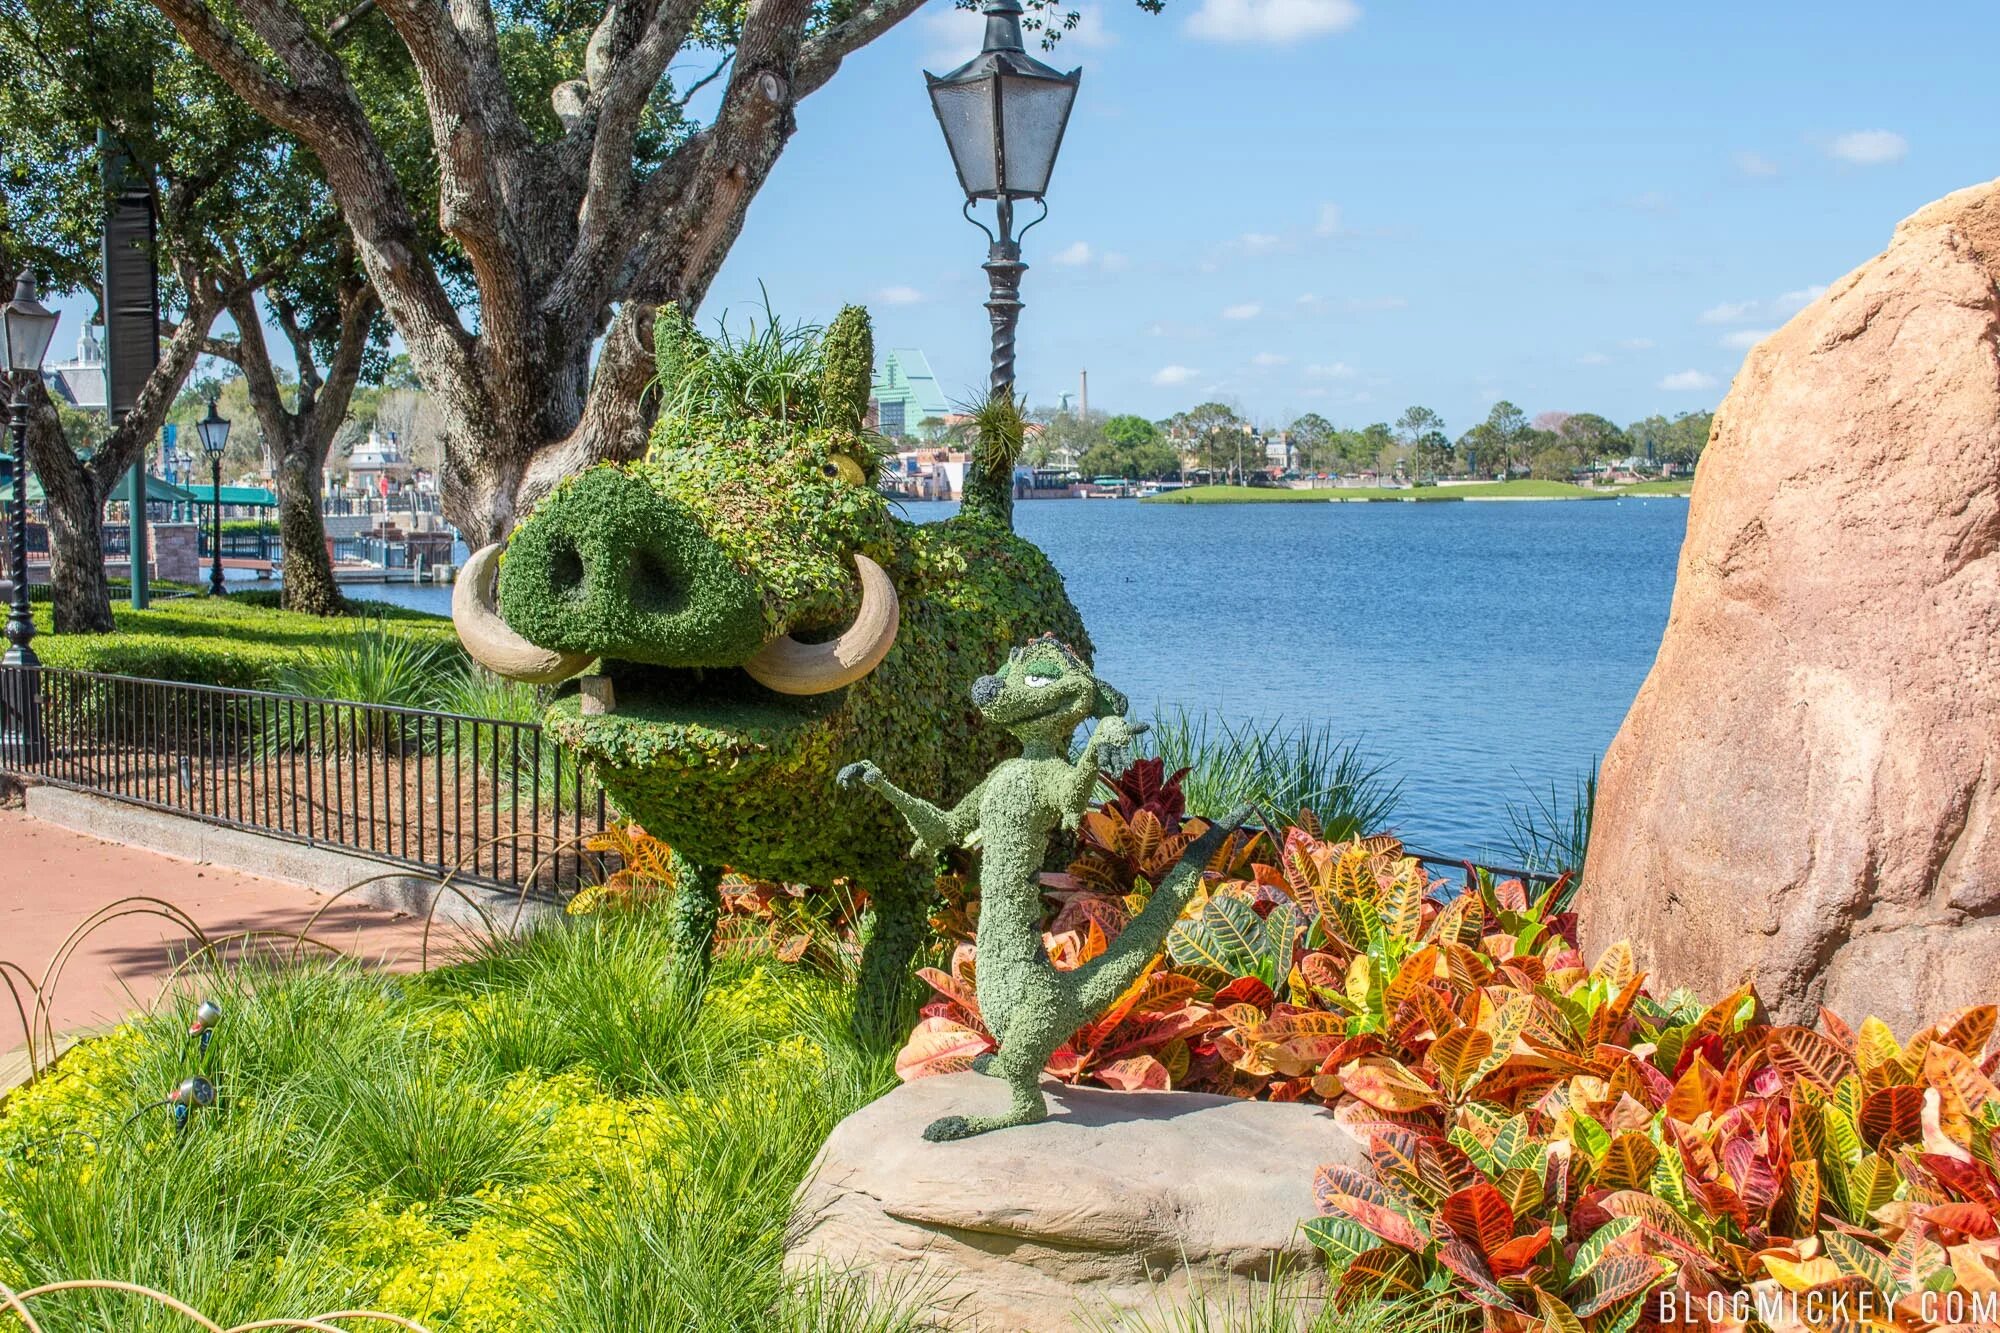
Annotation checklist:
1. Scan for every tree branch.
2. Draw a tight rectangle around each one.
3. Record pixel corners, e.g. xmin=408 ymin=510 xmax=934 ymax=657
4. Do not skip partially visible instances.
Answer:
xmin=152 ymin=0 xmax=478 ymax=405
xmin=796 ymin=0 xmax=929 ymax=97
xmin=372 ymin=0 xmax=532 ymax=385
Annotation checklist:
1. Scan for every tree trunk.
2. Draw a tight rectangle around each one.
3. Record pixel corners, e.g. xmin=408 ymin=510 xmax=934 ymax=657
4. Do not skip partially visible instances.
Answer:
xmin=22 ymin=395 xmax=114 ymax=635
xmin=275 ymin=431 xmax=345 ymax=616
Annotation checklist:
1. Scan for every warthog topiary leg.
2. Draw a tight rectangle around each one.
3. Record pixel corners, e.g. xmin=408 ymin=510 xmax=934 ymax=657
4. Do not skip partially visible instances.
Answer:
xmin=855 ymin=868 xmax=933 ymax=1044
xmin=668 ymin=852 xmax=722 ymax=980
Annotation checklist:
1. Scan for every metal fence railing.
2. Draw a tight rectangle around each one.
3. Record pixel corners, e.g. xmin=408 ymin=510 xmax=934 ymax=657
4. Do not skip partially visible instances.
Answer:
xmin=0 ymin=667 xmax=609 ymax=899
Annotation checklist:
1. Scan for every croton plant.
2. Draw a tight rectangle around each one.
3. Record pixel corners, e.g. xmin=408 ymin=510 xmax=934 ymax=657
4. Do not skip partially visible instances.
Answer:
xmin=895 ymin=759 xmax=2000 ymax=1332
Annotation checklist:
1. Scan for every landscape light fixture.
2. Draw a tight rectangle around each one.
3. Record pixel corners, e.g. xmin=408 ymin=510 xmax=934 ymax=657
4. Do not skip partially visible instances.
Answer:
xmin=1 ymin=270 xmax=55 ymax=765
xmin=197 ymin=400 xmax=230 ymax=596
xmin=925 ymin=0 xmax=1080 ymax=394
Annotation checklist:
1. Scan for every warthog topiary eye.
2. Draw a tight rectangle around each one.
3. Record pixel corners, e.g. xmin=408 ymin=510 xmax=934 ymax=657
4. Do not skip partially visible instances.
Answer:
xmin=824 ymin=455 xmax=866 ymax=485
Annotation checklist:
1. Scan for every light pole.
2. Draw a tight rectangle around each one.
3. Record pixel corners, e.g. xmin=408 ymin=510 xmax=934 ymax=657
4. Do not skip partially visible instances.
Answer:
xmin=196 ymin=399 xmax=231 ymax=596
xmin=3 ymin=271 xmax=58 ymax=669
xmin=2 ymin=271 xmax=58 ymax=763
xmin=925 ymin=0 xmax=1080 ymax=395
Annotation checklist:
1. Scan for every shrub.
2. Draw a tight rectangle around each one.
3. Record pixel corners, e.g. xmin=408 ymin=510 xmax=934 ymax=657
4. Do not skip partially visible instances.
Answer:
xmin=1144 ymin=707 xmax=1401 ymax=840
xmin=34 ymin=596 xmax=457 ymax=689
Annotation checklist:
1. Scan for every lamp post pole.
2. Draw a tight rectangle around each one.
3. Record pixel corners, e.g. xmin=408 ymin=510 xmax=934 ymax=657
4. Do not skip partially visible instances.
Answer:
xmin=2 ymin=270 xmax=58 ymax=764
xmin=209 ymin=453 xmax=225 ymax=596
xmin=984 ymin=197 xmax=1026 ymax=395
xmin=4 ymin=387 xmax=36 ymax=669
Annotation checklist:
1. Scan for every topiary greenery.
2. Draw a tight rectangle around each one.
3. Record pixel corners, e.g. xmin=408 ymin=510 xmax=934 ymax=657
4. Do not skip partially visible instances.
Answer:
xmin=492 ymin=303 xmax=1091 ymax=1037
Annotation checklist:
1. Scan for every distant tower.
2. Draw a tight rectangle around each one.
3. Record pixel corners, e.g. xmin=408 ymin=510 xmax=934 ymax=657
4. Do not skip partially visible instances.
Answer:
xmin=1079 ymin=369 xmax=1089 ymax=420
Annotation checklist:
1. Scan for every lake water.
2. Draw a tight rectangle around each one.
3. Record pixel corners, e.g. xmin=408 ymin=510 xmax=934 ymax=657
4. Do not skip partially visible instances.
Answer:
xmin=357 ymin=496 xmax=1689 ymax=859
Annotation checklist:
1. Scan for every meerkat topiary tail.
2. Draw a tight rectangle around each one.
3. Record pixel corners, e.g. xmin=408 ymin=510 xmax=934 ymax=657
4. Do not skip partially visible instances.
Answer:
xmin=839 ymin=635 xmax=1251 ymax=1140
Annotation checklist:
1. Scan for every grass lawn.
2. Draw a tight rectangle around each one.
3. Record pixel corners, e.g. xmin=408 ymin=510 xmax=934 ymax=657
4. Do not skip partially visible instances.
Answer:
xmin=32 ymin=591 xmax=457 ymax=688
xmin=0 ymin=914 xmax=1431 ymax=1332
xmin=1613 ymin=477 xmax=1694 ymax=495
xmin=1140 ymin=479 xmax=1618 ymax=504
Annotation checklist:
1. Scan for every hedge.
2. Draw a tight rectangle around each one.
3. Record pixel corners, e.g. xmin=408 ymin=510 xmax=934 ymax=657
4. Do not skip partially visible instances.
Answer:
xmin=31 ymin=594 xmax=456 ymax=689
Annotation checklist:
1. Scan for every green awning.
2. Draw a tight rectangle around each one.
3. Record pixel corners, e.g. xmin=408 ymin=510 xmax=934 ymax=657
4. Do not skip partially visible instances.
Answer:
xmin=0 ymin=476 xmax=273 ymax=506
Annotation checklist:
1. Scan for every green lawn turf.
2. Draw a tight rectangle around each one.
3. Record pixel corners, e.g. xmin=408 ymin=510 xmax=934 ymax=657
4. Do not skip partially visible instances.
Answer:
xmin=0 ymin=911 xmax=1441 ymax=1333
xmin=1140 ymin=479 xmax=1619 ymax=504
xmin=32 ymin=591 xmax=454 ymax=688
xmin=1612 ymin=477 xmax=1694 ymax=495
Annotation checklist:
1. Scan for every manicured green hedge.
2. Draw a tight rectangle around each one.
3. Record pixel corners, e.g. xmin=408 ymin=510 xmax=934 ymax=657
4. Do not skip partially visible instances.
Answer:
xmin=33 ymin=594 xmax=455 ymax=689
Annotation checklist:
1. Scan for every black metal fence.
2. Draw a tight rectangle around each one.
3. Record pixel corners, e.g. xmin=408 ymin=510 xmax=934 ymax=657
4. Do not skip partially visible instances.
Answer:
xmin=0 ymin=667 xmax=609 ymax=898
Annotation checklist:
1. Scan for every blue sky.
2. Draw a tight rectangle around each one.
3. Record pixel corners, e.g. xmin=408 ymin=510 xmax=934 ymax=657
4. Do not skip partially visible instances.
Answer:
xmin=705 ymin=0 xmax=2000 ymax=433
xmin=41 ymin=2 xmax=1998 ymax=438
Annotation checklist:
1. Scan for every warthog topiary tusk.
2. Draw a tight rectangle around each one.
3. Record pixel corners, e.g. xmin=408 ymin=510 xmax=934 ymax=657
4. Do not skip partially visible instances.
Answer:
xmin=452 ymin=543 xmax=593 ymax=685
xmin=741 ymin=553 xmax=900 ymax=696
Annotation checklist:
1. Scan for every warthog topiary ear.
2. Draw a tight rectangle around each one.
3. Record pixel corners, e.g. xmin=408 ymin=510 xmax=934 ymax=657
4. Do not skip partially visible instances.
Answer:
xmin=652 ymin=304 xmax=713 ymax=427
xmin=1092 ymin=680 xmax=1128 ymax=720
xmin=819 ymin=305 xmax=874 ymax=433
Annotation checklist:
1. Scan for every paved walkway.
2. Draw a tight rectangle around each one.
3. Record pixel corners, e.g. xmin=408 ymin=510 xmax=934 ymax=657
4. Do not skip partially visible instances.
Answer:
xmin=0 ymin=808 xmax=435 ymax=1058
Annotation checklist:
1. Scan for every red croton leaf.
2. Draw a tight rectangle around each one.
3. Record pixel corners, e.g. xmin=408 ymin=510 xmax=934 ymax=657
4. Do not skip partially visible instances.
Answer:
xmin=1314 ymin=1163 xmax=1428 ymax=1251
xmin=1213 ymin=976 xmax=1276 ymax=1010
xmin=1436 ymin=1182 xmax=1518 ymax=1260
xmin=1485 ymin=1225 xmax=1551 ymax=1278
xmin=1859 ymin=1084 xmax=1927 ymax=1149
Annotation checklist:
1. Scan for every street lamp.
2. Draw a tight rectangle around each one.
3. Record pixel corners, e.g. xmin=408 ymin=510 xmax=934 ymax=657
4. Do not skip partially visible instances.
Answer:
xmin=196 ymin=399 xmax=230 ymax=596
xmin=3 ymin=271 xmax=58 ymax=671
xmin=925 ymin=0 xmax=1080 ymax=394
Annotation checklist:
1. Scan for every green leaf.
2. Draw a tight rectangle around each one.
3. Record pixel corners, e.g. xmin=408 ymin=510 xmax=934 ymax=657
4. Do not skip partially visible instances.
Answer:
xmin=1166 ymin=895 xmax=1265 ymax=977
xmin=1302 ymin=1215 xmax=1380 ymax=1265
xmin=1570 ymin=1217 xmax=1637 ymax=1281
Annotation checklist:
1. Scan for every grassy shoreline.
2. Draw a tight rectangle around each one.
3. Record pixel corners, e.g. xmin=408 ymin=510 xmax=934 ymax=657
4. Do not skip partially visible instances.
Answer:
xmin=1140 ymin=478 xmax=1691 ymax=505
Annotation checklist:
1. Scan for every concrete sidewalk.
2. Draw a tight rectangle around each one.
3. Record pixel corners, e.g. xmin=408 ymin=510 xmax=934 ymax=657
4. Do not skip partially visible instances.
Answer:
xmin=1 ymin=807 xmax=438 ymax=1057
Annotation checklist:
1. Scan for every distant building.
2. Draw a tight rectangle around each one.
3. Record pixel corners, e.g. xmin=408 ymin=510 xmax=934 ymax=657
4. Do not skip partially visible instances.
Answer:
xmin=870 ymin=349 xmax=949 ymax=441
xmin=45 ymin=325 xmax=108 ymax=410
xmin=342 ymin=425 xmax=412 ymax=496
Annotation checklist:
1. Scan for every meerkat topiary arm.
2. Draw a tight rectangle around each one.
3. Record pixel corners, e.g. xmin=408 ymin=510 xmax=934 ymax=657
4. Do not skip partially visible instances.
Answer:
xmin=837 ymin=762 xmax=988 ymax=858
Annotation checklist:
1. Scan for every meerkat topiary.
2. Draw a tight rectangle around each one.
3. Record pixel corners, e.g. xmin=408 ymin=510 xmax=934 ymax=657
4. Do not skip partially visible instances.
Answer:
xmin=839 ymin=636 xmax=1251 ymax=1140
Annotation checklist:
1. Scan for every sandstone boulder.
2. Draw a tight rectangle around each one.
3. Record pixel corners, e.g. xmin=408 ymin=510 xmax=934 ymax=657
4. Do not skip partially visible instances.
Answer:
xmin=787 ymin=1073 xmax=1366 ymax=1330
xmin=1581 ymin=178 xmax=2000 ymax=1033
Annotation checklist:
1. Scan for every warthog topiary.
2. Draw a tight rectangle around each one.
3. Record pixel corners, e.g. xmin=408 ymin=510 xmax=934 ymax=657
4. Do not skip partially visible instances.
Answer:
xmin=452 ymin=303 xmax=1088 ymax=1032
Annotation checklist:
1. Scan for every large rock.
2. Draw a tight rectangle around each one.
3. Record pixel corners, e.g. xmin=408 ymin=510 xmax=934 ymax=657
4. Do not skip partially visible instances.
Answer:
xmin=1581 ymin=178 xmax=2000 ymax=1034
xmin=787 ymin=1073 xmax=1365 ymax=1330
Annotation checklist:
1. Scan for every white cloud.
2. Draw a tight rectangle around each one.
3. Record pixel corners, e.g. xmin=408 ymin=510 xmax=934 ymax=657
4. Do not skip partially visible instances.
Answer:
xmin=1153 ymin=364 xmax=1199 ymax=387
xmin=1305 ymin=361 xmax=1356 ymax=380
xmin=1578 ymin=352 xmax=1611 ymax=366
xmin=1251 ymin=351 xmax=1289 ymax=367
xmin=1828 ymin=129 xmax=1907 ymax=166
xmin=1294 ymin=292 xmax=1324 ymax=310
xmin=1186 ymin=0 xmax=1360 ymax=44
xmin=1053 ymin=241 xmax=1094 ymax=267
xmin=1314 ymin=203 xmax=1344 ymax=237
xmin=1735 ymin=151 xmax=1780 ymax=179
xmin=1222 ymin=302 xmax=1262 ymax=321
xmin=1720 ymin=328 xmax=1776 ymax=350
xmin=1774 ymin=284 xmax=1826 ymax=315
xmin=1063 ymin=4 xmax=1118 ymax=48
xmin=1699 ymin=300 xmax=1757 ymax=325
xmin=1659 ymin=369 xmax=1718 ymax=392
xmin=919 ymin=5 xmax=984 ymax=66
xmin=875 ymin=285 xmax=924 ymax=305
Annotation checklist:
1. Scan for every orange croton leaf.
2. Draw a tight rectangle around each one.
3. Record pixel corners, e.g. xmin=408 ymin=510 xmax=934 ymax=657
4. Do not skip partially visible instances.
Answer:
xmin=1339 ymin=1055 xmax=1443 ymax=1112
xmin=896 ymin=1016 xmax=992 ymax=1081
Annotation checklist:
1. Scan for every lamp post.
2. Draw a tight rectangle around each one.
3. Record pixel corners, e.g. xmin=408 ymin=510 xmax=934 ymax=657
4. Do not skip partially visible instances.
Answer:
xmin=3 ymin=271 xmax=58 ymax=671
xmin=925 ymin=0 xmax=1080 ymax=395
xmin=196 ymin=399 xmax=230 ymax=596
